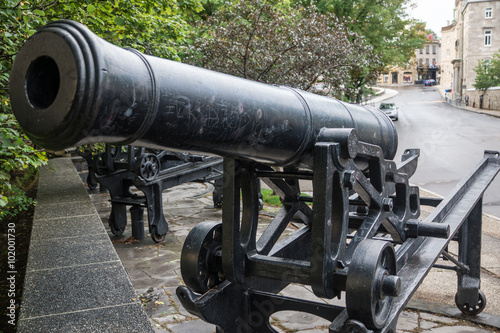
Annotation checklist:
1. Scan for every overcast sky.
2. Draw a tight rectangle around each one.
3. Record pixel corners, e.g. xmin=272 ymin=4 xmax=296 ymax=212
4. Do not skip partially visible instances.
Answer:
xmin=406 ymin=0 xmax=455 ymax=36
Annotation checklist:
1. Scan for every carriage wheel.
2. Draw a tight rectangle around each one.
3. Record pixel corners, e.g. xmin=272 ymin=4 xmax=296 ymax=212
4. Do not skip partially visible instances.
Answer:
xmin=180 ymin=221 xmax=224 ymax=294
xmin=346 ymin=239 xmax=400 ymax=329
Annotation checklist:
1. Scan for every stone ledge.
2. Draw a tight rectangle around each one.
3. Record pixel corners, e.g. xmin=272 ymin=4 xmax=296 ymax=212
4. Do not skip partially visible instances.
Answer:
xmin=18 ymin=158 xmax=153 ymax=333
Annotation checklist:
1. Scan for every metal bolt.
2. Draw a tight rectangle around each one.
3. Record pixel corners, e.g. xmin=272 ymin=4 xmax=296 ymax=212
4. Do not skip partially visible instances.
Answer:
xmin=382 ymin=197 xmax=393 ymax=212
xmin=343 ymin=171 xmax=356 ymax=188
xmin=382 ymin=274 xmax=401 ymax=297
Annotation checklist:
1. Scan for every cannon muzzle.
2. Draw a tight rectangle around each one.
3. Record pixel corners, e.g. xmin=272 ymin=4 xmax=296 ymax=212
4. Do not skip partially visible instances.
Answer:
xmin=10 ymin=20 xmax=397 ymax=169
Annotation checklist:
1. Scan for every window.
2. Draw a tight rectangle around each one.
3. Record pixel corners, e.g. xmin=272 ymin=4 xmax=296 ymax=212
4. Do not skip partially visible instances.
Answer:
xmin=476 ymin=59 xmax=491 ymax=77
xmin=426 ymin=45 xmax=429 ymax=54
xmin=486 ymin=7 xmax=492 ymax=18
xmin=484 ymin=59 xmax=492 ymax=73
xmin=420 ymin=49 xmax=423 ymax=54
xmin=447 ymin=49 xmax=450 ymax=57
xmin=485 ymin=30 xmax=492 ymax=46
xmin=419 ymin=58 xmax=423 ymax=66
xmin=432 ymin=58 xmax=436 ymax=66
xmin=432 ymin=45 xmax=436 ymax=54
xmin=425 ymin=58 xmax=429 ymax=66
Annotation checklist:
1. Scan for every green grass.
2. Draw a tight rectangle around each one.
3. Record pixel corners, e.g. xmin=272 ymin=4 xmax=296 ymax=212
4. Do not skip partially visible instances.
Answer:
xmin=260 ymin=189 xmax=282 ymax=207
xmin=260 ymin=189 xmax=312 ymax=207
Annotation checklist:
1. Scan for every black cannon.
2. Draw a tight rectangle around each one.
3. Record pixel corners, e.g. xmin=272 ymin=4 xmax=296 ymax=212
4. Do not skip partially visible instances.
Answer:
xmin=78 ymin=144 xmax=223 ymax=242
xmin=10 ymin=20 xmax=500 ymax=332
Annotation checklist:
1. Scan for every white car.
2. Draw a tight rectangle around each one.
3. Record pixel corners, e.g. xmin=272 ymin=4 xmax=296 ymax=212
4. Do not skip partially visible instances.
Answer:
xmin=379 ymin=102 xmax=399 ymax=121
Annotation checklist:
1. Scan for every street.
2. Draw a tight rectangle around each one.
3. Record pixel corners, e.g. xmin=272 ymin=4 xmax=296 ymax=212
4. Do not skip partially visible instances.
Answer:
xmin=379 ymin=85 xmax=500 ymax=219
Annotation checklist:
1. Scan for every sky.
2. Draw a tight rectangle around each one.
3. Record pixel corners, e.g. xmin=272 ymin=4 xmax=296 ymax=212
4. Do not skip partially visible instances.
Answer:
xmin=406 ymin=0 xmax=456 ymax=37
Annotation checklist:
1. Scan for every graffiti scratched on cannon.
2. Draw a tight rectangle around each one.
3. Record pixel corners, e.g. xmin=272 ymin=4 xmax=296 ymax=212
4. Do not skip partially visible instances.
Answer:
xmin=163 ymin=94 xmax=293 ymax=148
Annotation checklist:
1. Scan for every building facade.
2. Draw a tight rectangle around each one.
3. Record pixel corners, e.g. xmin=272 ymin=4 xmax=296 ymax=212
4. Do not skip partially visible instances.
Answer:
xmin=415 ymin=35 xmax=442 ymax=82
xmin=440 ymin=0 xmax=500 ymax=109
xmin=440 ymin=24 xmax=457 ymax=91
xmin=377 ymin=34 xmax=441 ymax=85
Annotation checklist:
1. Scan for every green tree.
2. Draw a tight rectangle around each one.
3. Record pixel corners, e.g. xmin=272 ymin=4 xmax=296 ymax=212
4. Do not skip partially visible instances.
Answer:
xmin=473 ymin=52 xmax=500 ymax=91
xmin=292 ymin=0 xmax=426 ymax=101
xmin=473 ymin=53 xmax=500 ymax=108
xmin=1 ymin=0 xmax=202 ymax=216
xmin=473 ymin=59 xmax=496 ymax=92
xmin=294 ymin=0 xmax=425 ymax=67
xmin=185 ymin=0 xmax=376 ymax=98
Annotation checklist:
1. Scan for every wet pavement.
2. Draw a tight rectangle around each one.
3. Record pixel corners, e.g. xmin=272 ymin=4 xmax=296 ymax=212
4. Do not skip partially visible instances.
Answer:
xmin=87 ymin=180 xmax=500 ymax=333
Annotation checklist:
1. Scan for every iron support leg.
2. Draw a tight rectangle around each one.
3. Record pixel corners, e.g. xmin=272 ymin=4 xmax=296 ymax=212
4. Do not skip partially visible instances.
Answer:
xmin=456 ymin=198 xmax=483 ymax=310
xmin=139 ymin=183 xmax=168 ymax=241
xmin=130 ymin=206 xmax=145 ymax=239
xmin=109 ymin=203 xmax=127 ymax=236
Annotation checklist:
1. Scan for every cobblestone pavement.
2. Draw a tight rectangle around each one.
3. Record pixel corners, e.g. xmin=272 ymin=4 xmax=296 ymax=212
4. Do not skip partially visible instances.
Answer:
xmin=88 ymin=182 xmax=498 ymax=333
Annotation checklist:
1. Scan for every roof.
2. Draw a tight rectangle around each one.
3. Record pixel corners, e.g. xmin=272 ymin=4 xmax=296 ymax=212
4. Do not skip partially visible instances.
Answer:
xmin=441 ymin=24 xmax=455 ymax=31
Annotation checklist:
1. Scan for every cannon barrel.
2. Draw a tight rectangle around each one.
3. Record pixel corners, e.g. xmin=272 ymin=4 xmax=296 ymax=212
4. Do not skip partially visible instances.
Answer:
xmin=10 ymin=20 xmax=397 ymax=169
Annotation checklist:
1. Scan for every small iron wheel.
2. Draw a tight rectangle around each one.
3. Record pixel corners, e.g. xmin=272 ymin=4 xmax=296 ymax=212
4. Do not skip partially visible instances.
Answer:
xmin=150 ymin=225 xmax=166 ymax=243
xmin=346 ymin=239 xmax=400 ymax=330
xmin=136 ymin=153 xmax=160 ymax=181
xmin=180 ymin=221 xmax=224 ymax=294
xmin=455 ymin=289 xmax=486 ymax=316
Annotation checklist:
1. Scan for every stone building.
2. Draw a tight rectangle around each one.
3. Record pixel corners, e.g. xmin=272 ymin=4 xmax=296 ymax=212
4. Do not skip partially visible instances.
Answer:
xmin=440 ymin=24 xmax=457 ymax=91
xmin=377 ymin=34 xmax=440 ymax=85
xmin=440 ymin=0 xmax=500 ymax=110
xmin=415 ymin=34 xmax=441 ymax=82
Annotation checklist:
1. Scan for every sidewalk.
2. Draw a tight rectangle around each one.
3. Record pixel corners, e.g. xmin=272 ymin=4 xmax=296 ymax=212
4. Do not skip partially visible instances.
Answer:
xmin=437 ymin=86 xmax=500 ymax=118
xmin=362 ymin=86 xmax=400 ymax=107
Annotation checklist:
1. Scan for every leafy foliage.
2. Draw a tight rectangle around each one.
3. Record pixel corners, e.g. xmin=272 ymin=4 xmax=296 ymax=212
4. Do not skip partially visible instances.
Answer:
xmin=0 ymin=113 xmax=46 ymax=215
xmin=185 ymin=0 xmax=377 ymax=98
xmin=294 ymin=0 xmax=425 ymax=67
xmin=473 ymin=52 xmax=500 ymax=92
xmin=1 ymin=0 xmax=202 ymax=216
xmin=291 ymin=0 xmax=426 ymax=100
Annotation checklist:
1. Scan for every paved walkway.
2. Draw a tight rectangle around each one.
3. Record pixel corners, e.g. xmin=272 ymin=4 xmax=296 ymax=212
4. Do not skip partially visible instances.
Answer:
xmin=437 ymin=87 xmax=500 ymax=119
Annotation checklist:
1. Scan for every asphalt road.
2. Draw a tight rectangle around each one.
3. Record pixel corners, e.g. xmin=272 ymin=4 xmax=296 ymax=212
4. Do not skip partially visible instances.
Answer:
xmin=384 ymin=85 xmax=500 ymax=219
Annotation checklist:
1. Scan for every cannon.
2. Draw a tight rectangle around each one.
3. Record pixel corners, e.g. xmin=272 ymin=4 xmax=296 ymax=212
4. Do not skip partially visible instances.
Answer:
xmin=10 ymin=20 xmax=500 ymax=332
xmin=78 ymin=144 xmax=223 ymax=242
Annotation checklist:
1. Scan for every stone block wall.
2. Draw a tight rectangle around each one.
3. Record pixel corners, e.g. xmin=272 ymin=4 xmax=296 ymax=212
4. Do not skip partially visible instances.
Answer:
xmin=466 ymin=88 xmax=500 ymax=110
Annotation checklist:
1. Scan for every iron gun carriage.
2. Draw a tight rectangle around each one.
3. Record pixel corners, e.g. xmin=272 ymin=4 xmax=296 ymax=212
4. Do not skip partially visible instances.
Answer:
xmin=78 ymin=144 xmax=223 ymax=242
xmin=10 ymin=20 xmax=500 ymax=332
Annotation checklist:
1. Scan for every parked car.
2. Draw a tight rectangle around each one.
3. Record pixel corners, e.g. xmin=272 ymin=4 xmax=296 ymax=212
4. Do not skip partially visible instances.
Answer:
xmin=423 ymin=79 xmax=437 ymax=86
xmin=379 ymin=102 xmax=399 ymax=121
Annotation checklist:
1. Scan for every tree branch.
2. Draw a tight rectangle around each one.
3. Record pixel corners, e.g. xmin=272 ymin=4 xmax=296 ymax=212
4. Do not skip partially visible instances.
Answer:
xmin=242 ymin=1 xmax=268 ymax=79
xmin=257 ymin=43 xmax=297 ymax=82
